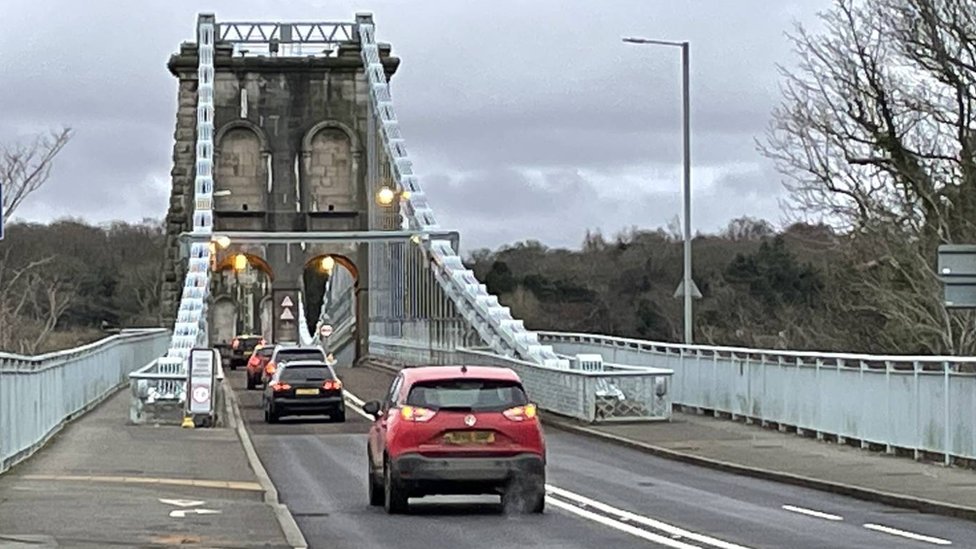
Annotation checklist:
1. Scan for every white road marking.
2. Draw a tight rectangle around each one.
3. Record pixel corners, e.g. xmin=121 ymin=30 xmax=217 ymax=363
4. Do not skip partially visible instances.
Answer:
xmin=863 ymin=523 xmax=952 ymax=545
xmin=346 ymin=400 xmax=373 ymax=421
xmin=342 ymin=390 xmax=373 ymax=420
xmin=547 ymin=496 xmax=702 ymax=549
xmin=345 ymin=391 xmax=366 ymax=407
xmin=159 ymin=498 xmax=204 ymax=508
xmin=547 ymin=485 xmax=753 ymax=549
xmin=170 ymin=509 xmax=221 ymax=518
xmin=781 ymin=505 xmax=843 ymax=521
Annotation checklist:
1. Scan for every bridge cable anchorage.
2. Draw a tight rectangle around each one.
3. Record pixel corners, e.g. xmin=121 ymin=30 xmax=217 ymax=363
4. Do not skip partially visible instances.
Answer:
xmin=355 ymin=18 xmax=568 ymax=367
xmin=165 ymin=14 xmax=217 ymax=372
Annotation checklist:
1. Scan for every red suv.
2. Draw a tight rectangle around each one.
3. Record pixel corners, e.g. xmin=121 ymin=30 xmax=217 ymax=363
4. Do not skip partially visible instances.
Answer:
xmin=363 ymin=365 xmax=545 ymax=514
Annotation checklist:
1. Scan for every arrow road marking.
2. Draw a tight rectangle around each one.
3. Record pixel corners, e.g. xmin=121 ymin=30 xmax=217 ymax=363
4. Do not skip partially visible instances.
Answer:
xmin=159 ymin=498 xmax=205 ymax=508
xmin=170 ymin=509 xmax=222 ymax=518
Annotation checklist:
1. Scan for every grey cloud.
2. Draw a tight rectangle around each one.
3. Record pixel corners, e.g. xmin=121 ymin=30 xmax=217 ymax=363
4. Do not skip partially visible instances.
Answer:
xmin=0 ymin=0 xmax=828 ymax=250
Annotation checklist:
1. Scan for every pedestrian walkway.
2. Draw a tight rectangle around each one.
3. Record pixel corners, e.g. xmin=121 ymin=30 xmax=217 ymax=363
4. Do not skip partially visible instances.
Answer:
xmin=547 ymin=408 xmax=976 ymax=520
xmin=0 ymin=388 xmax=292 ymax=548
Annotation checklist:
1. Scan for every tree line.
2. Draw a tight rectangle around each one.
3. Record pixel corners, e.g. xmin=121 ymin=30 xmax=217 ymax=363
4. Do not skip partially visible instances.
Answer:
xmin=5 ymin=0 xmax=976 ymax=355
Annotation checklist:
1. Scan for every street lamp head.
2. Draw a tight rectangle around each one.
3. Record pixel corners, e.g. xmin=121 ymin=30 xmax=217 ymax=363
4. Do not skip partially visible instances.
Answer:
xmin=622 ymin=36 xmax=688 ymax=47
xmin=320 ymin=255 xmax=335 ymax=273
xmin=376 ymin=186 xmax=396 ymax=206
xmin=233 ymin=253 xmax=248 ymax=272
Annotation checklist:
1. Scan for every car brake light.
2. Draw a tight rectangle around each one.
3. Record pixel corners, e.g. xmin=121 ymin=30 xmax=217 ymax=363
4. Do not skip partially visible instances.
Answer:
xmin=272 ymin=382 xmax=291 ymax=392
xmin=503 ymin=403 xmax=537 ymax=422
xmin=400 ymin=405 xmax=436 ymax=422
xmin=232 ymin=338 xmax=240 ymax=349
xmin=259 ymin=338 xmax=266 ymax=346
xmin=265 ymin=363 xmax=276 ymax=375
xmin=322 ymin=379 xmax=342 ymax=391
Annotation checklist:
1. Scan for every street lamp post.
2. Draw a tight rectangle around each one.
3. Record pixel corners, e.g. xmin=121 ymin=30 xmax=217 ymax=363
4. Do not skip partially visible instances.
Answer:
xmin=623 ymin=36 xmax=694 ymax=344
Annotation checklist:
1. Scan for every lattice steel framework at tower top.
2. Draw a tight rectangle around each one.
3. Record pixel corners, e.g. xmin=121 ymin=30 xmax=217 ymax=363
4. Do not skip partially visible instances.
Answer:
xmin=163 ymin=13 xmax=571 ymax=371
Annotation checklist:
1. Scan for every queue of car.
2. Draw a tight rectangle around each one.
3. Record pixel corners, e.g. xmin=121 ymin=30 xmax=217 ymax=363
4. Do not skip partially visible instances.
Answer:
xmin=228 ymin=336 xmax=547 ymax=514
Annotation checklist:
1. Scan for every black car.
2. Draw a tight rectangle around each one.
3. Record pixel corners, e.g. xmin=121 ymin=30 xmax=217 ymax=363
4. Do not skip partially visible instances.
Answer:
xmin=230 ymin=334 xmax=264 ymax=369
xmin=262 ymin=360 xmax=345 ymax=423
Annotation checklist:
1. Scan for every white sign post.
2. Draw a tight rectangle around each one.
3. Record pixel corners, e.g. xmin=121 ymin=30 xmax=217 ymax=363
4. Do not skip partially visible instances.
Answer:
xmin=186 ymin=348 xmax=218 ymax=421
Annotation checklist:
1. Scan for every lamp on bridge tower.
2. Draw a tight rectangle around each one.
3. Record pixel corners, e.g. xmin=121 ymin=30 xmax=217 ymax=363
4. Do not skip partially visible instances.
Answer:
xmin=376 ymin=186 xmax=396 ymax=206
xmin=320 ymin=255 xmax=335 ymax=274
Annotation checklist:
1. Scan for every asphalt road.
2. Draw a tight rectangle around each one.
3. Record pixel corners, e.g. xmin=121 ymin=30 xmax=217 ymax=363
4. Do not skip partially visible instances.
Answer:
xmin=228 ymin=359 xmax=976 ymax=549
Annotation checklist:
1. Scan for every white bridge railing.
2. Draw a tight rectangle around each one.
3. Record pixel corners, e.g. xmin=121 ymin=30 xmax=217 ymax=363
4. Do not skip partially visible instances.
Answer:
xmin=368 ymin=337 xmax=672 ymax=423
xmin=540 ymin=331 xmax=976 ymax=464
xmin=0 ymin=329 xmax=171 ymax=473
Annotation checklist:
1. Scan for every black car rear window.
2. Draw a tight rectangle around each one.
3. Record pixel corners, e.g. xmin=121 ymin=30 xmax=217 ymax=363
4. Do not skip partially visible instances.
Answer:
xmin=240 ymin=337 xmax=262 ymax=346
xmin=406 ymin=379 xmax=528 ymax=412
xmin=280 ymin=365 xmax=335 ymax=382
xmin=276 ymin=350 xmax=324 ymax=362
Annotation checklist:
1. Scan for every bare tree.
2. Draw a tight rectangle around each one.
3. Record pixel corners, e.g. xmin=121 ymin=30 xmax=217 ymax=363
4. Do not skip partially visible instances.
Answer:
xmin=18 ymin=272 xmax=75 ymax=354
xmin=759 ymin=0 xmax=976 ymax=354
xmin=2 ymin=128 xmax=72 ymax=220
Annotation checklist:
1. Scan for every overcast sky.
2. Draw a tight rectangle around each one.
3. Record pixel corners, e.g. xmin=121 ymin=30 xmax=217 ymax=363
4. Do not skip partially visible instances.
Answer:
xmin=0 ymin=0 xmax=831 ymax=251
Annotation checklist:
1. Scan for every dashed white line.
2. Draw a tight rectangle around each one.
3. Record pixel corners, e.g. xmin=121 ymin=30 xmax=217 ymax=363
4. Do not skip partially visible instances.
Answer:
xmin=546 ymin=496 xmax=702 ymax=549
xmin=781 ymin=505 xmax=843 ymax=521
xmin=863 ymin=523 xmax=952 ymax=545
xmin=547 ymin=484 xmax=754 ymax=549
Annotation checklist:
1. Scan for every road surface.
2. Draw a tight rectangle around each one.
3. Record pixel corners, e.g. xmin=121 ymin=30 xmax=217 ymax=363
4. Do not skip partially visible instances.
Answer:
xmin=228 ymin=359 xmax=976 ymax=549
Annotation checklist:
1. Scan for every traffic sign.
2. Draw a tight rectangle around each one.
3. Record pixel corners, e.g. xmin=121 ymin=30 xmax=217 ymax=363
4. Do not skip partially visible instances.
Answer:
xmin=320 ymin=324 xmax=333 ymax=337
xmin=280 ymin=308 xmax=295 ymax=321
xmin=186 ymin=348 xmax=217 ymax=416
xmin=281 ymin=296 xmax=294 ymax=307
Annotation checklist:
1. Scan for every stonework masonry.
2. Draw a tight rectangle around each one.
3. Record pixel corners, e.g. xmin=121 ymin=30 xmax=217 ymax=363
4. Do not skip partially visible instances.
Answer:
xmin=160 ymin=36 xmax=400 ymax=346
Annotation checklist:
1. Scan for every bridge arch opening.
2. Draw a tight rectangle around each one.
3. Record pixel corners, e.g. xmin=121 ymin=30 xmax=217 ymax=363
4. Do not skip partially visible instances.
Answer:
xmin=211 ymin=252 xmax=275 ymax=343
xmin=303 ymin=254 xmax=360 ymax=363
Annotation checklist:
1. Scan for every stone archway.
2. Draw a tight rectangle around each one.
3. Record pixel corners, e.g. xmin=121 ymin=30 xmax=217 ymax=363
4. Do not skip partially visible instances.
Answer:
xmin=211 ymin=296 xmax=237 ymax=346
xmin=303 ymin=253 xmax=361 ymax=362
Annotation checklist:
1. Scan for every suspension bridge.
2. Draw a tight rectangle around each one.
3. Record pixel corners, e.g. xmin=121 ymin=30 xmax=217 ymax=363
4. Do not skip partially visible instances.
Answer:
xmin=2 ymin=12 xmax=976 ymax=549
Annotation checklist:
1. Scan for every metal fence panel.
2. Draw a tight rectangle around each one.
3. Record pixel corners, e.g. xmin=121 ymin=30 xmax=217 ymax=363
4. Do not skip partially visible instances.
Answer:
xmin=368 ymin=337 xmax=672 ymax=423
xmin=539 ymin=331 xmax=976 ymax=463
xmin=0 ymin=329 xmax=171 ymax=473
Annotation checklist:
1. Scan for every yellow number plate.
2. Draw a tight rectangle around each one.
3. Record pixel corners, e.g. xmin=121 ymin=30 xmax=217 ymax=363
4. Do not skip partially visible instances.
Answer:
xmin=444 ymin=431 xmax=494 ymax=445
xmin=295 ymin=388 xmax=319 ymax=396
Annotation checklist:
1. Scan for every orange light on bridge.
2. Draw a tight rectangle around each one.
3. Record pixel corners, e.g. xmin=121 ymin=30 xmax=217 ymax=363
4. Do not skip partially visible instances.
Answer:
xmin=233 ymin=254 xmax=248 ymax=272
xmin=320 ymin=256 xmax=335 ymax=273
xmin=376 ymin=186 xmax=396 ymax=206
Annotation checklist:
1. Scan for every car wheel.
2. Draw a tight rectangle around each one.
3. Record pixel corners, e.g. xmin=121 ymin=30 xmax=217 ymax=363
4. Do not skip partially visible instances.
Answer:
xmin=265 ymin=405 xmax=279 ymax=424
xmin=383 ymin=459 xmax=408 ymax=514
xmin=502 ymin=474 xmax=545 ymax=514
xmin=368 ymin=448 xmax=383 ymax=506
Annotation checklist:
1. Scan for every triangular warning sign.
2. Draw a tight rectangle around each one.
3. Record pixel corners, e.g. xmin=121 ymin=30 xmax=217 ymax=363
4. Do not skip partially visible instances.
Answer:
xmin=673 ymin=279 xmax=703 ymax=299
xmin=280 ymin=308 xmax=295 ymax=320
xmin=281 ymin=296 xmax=294 ymax=308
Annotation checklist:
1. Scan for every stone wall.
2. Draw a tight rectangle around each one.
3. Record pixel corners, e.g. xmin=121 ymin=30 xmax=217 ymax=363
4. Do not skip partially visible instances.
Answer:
xmin=160 ymin=36 xmax=400 ymax=336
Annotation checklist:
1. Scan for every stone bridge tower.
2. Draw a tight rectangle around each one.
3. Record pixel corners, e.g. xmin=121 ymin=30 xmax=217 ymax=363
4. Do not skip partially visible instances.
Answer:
xmin=160 ymin=19 xmax=400 ymax=349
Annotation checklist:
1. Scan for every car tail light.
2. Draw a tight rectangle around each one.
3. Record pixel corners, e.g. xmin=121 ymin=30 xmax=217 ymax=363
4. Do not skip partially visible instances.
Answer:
xmin=232 ymin=338 xmax=240 ymax=349
xmin=322 ymin=379 xmax=342 ymax=391
xmin=259 ymin=338 xmax=266 ymax=346
xmin=265 ymin=362 xmax=276 ymax=375
xmin=502 ymin=403 xmax=537 ymax=422
xmin=272 ymin=382 xmax=291 ymax=392
xmin=400 ymin=405 xmax=436 ymax=422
